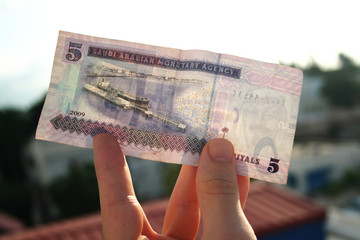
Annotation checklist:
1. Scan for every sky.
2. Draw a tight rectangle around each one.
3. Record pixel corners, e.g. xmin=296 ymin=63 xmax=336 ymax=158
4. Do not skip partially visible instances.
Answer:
xmin=0 ymin=0 xmax=359 ymax=109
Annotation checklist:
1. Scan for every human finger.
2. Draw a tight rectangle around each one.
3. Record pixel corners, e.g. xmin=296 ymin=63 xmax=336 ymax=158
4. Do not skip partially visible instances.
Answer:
xmin=196 ymin=138 xmax=255 ymax=239
xmin=93 ymin=133 xmax=145 ymax=240
xmin=162 ymin=165 xmax=200 ymax=239
xmin=137 ymin=235 xmax=150 ymax=240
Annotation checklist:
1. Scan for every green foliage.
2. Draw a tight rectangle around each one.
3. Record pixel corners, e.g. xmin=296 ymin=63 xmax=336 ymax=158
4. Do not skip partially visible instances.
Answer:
xmin=163 ymin=164 xmax=181 ymax=196
xmin=0 ymin=96 xmax=45 ymax=226
xmin=0 ymin=109 xmax=28 ymax=180
xmin=24 ymin=95 xmax=46 ymax=137
xmin=339 ymin=53 xmax=357 ymax=70
xmin=343 ymin=168 xmax=360 ymax=186
xmin=0 ymin=95 xmax=45 ymax=181
xmin=48 ymin=162 xmax=100 ymax=219
xmin=321 ymin=180 xmax=344 ymax=196
xmin=320 ymin=167 xmax=360 ymax=196
xmin=0 ymin=181 xmax=32 ymax=225
xmin=302 ymin=60 xmax=324 ymax=75
xmin=321 ymin=54 xmax=360 ymax=107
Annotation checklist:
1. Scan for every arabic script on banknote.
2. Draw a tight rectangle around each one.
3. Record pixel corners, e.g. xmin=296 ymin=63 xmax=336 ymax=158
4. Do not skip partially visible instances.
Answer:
xmin=36 ymin=31 xmax=303 ymax=184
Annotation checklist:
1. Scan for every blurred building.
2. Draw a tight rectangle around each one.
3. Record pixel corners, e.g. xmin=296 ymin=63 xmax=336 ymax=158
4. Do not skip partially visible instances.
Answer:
xmin=24 ymin=139 xmax=168 ymax=223
xmin=327 ymin=206 xmax=360 ymax=239
xmin=25 ymin=139 xmax=167 ymax=196
xmin=0 ymin=183 xmax=327 ymax=240
xmin=297 ymin=74 xmax=328 ymax=125
xmin=25 ymin=140 xmax=94 ymax=185
xmin=296 ymin=73 xmax=330 ymax=138
xmin=296 ymin=73 xmax=360 ymax=139
xmin=288 ymin=141 xmax=360 ymax=194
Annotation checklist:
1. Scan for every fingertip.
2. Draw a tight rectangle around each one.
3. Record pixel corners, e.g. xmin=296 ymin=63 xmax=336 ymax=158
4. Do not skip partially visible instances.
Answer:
xmin=93 ymin=133 xmax=118 ymax=149
xmin=93 ymin=133 xmax=123 ymax=165
xmin=207 ymin=138 xmax=234 ymax=163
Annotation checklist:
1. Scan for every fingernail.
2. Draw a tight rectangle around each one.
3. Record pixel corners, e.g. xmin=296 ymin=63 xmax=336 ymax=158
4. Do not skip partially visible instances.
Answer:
xmin=208 ymin=139 xmax=233 ymax=163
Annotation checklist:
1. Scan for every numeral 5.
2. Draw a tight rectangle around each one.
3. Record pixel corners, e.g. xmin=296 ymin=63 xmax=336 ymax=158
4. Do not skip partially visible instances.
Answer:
xmin=268 ymin=158 xmax=280 ymax=173
xmin=66 ymin=42 xmax=82 ymax=61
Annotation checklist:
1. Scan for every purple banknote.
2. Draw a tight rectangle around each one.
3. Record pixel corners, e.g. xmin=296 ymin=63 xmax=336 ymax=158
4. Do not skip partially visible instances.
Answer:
xmin=36 ymin=31 xmax=303 ymax=184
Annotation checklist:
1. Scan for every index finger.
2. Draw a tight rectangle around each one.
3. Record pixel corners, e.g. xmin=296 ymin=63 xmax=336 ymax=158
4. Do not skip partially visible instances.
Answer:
xmin=93 ymin=133 xmax=144 ymax=239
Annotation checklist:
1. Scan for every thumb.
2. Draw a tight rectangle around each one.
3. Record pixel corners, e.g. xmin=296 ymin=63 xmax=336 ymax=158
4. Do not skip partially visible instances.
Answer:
xmin=196 ymin=139 xmax=252 ymax=239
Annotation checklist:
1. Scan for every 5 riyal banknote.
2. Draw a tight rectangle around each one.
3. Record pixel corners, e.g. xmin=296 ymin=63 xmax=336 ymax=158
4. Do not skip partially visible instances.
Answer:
xmin=36 ymin=31 xmax=303 ymax=184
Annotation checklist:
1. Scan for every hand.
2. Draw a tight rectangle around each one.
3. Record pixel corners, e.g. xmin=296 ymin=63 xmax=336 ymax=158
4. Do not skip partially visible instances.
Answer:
xmin=93 ymin=133 xmax=256 ymax=240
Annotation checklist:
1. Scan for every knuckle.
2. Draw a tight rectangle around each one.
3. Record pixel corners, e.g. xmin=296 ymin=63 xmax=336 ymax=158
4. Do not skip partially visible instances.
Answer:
xmin=202 ymin=177 xmax=237 ymax=196
xmin=103 ymin=194 xmax=139 ymax=208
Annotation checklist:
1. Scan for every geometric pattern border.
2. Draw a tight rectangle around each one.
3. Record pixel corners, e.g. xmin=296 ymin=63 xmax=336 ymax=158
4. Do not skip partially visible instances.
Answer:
xmin=50 ymin=114 xmax=207 ymax=154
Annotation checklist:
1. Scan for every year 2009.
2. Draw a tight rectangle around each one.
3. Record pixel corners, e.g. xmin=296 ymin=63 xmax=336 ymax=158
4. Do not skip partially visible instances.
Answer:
xmin=70 ymin=110 xmax=86 ymax=117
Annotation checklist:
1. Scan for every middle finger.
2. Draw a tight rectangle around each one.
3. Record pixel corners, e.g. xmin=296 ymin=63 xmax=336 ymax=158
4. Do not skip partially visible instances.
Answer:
xmin=162 ymin=165 xmax=200 ymax=239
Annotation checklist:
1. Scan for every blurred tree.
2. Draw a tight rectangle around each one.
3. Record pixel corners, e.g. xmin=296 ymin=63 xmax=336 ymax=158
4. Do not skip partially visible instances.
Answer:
xmin=321 ymin=54 xmax=360 ymax=107
xmin=0 ymin=95 xmax=45 ymax=225
xmin=320 ymin=167 xmax=360 ymax=196
xmin=163 ymin=164 xmax=181 ymax=196
xmin=339 ymin=53 xmax=357 ymax=70
xmin=0 ymin=108 xmax=33 ymax=224
xmin=303 ymin=60 xmax=323 ymax=75
xmin=0 ymin=108 xmax=27 ymax=181
xmin=48 ymin=162 xmax=100 ymax=219
xmin=0 ymin=95 xmax=45 ymax=181
xmin=0 ymin=181 xmax=32 ymax=225
xmin=24 ymin=95 xmax=46 ymax=137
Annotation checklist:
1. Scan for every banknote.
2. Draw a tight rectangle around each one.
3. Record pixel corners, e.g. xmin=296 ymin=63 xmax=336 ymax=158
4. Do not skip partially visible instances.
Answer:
xmin=36 ymin=31 xmax=303 ymax=184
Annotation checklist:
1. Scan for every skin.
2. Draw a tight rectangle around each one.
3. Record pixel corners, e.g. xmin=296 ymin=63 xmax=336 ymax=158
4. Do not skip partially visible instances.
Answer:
xmin=93 ymin=133 xmax=257 ymax=240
